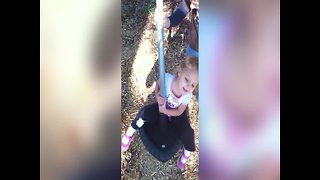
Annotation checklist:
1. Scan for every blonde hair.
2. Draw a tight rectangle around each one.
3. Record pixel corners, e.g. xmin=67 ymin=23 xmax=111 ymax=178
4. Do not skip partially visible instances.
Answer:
xmin=180 ymin=56 xmax=198 ymax=72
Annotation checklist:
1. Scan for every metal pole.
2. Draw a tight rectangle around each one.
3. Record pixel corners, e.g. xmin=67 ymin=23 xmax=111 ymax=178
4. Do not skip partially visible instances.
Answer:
xmin=156 ymin=0 xmax=166 ymax=99
xmin=156 ymin=0 xmax=167 ymax=148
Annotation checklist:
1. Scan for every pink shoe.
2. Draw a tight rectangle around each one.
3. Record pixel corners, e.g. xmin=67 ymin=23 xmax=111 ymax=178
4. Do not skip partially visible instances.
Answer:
xmin=121 ymin=134 xmax=134 ymax=152
xmin=177 ymin=151 xmax=189 ymax=170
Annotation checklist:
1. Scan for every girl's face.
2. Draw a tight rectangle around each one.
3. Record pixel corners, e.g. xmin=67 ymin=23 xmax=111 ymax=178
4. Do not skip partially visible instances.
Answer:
xmin=177 ymin=68 xmax=198 ymax=96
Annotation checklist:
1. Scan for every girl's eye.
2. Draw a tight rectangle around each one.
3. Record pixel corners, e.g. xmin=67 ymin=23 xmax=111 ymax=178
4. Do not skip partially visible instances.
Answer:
xmin=192 ymin=84 xmax=195 ymax=88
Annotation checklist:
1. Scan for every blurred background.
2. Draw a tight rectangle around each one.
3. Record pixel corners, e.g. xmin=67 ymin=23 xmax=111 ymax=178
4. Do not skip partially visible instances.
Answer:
xmin=40 ymin=0 xmax=121 ymax=179
xmin=199 ymin=0 xmax=280 ymax=179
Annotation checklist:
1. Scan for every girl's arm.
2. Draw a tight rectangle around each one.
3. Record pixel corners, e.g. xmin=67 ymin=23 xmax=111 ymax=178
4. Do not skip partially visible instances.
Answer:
xmin=160 ymin=103 xmax=188 ymax=116
xmin=155 ymin=80 xmax=165 ymax=105
xmin=155 ymin=80 xmax=160 ymax=99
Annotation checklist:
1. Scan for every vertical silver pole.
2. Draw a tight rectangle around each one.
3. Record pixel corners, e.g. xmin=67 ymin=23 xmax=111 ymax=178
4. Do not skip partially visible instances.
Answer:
xmin=156 ymin=0 xmax=166 ymax=99
xmin=156 ymin=0 xmax=167 ymax=147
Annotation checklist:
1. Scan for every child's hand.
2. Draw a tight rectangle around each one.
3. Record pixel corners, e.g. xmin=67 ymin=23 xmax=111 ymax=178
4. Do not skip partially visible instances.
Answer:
xmin=158 ymin=102 xmax=167 ymax=114
xmin=156 ymin=94 xmax=166 ymax=106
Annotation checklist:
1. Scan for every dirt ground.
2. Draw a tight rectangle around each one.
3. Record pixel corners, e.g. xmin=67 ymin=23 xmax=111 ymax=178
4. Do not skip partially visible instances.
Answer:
xmin=121 ymin=0 xmax=199 ymax=179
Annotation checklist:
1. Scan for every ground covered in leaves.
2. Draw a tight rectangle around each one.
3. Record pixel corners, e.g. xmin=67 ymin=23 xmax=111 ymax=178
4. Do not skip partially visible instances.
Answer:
xmin=121 ymin=0 xmax=199 ymax=179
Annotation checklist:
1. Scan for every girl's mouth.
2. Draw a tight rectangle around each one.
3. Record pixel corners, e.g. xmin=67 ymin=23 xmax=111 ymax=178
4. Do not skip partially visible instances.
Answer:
xmin=183 ymin=87 xmax=188 ymax=93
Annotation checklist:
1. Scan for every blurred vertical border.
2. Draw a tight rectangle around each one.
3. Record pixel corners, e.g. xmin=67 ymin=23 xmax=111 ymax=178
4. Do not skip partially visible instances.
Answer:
xmin=40 ymin=0 xmax=121 ymax=179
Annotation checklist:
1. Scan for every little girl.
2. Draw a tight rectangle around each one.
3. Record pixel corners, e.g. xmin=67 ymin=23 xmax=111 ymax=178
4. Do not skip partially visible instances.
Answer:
xmin=121 ymin=56 xmax=198 ymax=169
